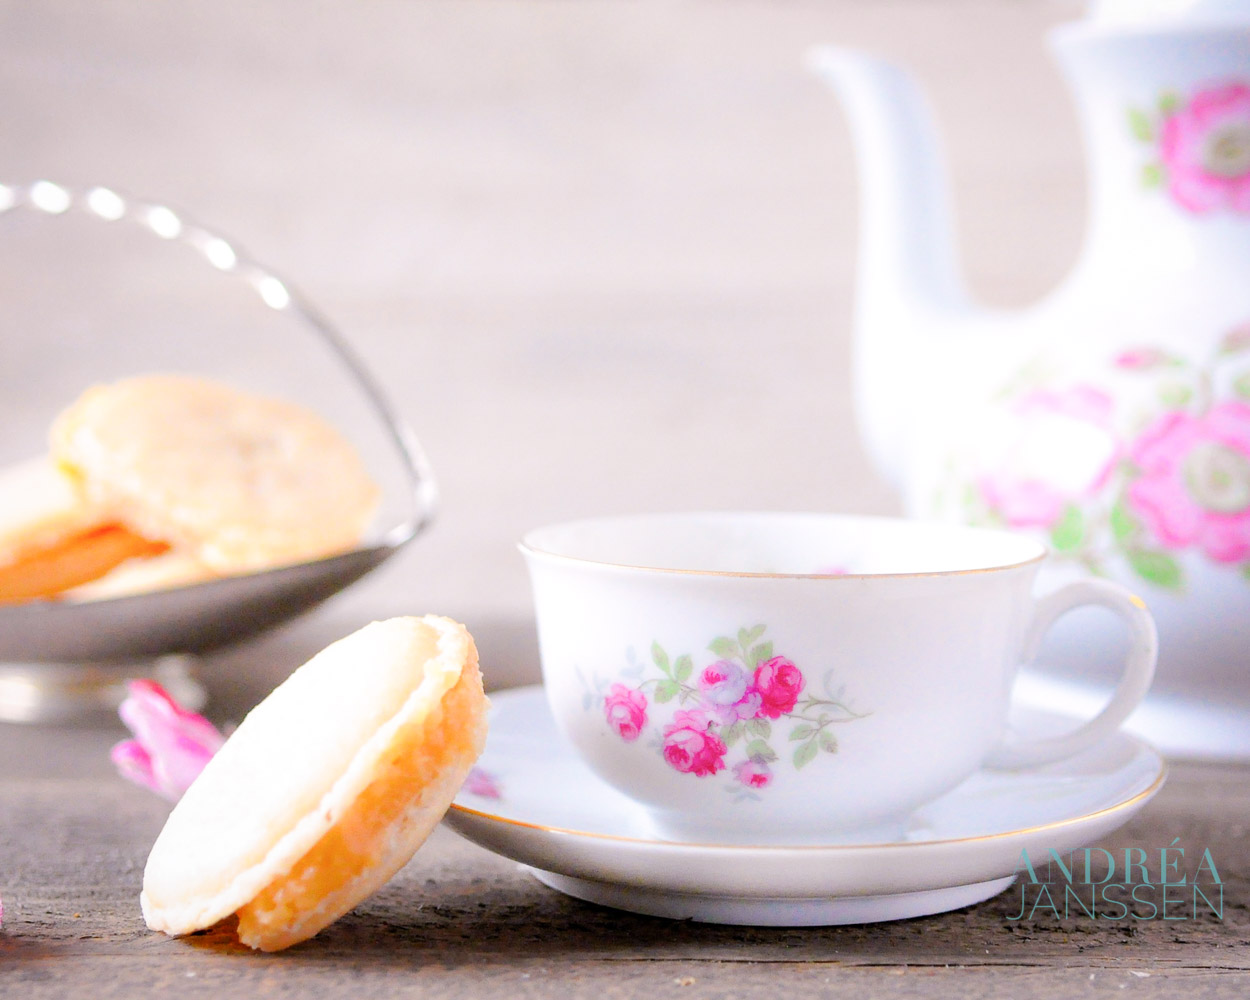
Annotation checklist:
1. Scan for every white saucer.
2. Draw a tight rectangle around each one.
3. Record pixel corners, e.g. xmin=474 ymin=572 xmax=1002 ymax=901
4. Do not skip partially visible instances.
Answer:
xmin=445 ymin=686 xmax=1166 ymax=926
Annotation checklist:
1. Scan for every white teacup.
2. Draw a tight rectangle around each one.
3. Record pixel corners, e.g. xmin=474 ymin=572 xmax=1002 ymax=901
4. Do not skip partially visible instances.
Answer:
xmin=520 ymin=512 xmax=1157 ymax=845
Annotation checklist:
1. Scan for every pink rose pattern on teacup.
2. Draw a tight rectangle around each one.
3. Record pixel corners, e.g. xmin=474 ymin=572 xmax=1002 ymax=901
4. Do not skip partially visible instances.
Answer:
xmin=1131 ymin=82 xmax=1250 ymax=214
xmin=733 ymin=759 xmax=772 ymax=789
xmin=697 ymin=660 xmax=761 ymax=722
xmin=949 ymin=324 xmax=1250 ymax=591
xmin=604 ymin=682 xmax=649 ymax=741
xmin=753 ymin=655 xmax=805 ymax=718
xmin=595 ymin=625 xmax=867 ymax=796
xmin=662 ymin=709 xmax=728 ymax=776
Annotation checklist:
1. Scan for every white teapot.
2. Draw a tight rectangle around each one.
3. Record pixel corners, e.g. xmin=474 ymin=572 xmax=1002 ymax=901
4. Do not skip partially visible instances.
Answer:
xmin=811 ymin=0 xmax=1250 ymax=749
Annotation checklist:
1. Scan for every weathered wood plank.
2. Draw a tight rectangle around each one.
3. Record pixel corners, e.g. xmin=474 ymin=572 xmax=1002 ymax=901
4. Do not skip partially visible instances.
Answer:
xmin=1 ymin=762 xmax=1247 ymax=997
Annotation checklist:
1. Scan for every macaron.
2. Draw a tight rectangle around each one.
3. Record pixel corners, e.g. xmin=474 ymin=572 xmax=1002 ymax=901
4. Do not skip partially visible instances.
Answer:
xmin=140 ymin=615 xmax=488 ymax=951
xmin=0 ymin=373 xmax=380 ymax=603
xmin=0 ymin=457 xmax=168 ymax=602
xmin=51 ymin=374 xmax=380 ymax=574
xmin=0 ymin=457 xmax=100 ymax=566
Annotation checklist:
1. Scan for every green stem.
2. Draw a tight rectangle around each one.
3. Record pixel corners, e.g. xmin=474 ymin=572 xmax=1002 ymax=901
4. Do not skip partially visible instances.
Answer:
xmin=638 ymin=677 xmax=699 ymax=699
xmin=797 ymin=696 xmax=869 ymax=720
xmin=790 ymin=710 xmax=867 ymax=727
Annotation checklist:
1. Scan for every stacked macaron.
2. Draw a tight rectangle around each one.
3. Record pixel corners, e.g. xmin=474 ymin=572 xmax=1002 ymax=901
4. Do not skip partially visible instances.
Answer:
xmin=0 ymin=374 xmax=379 ymax=602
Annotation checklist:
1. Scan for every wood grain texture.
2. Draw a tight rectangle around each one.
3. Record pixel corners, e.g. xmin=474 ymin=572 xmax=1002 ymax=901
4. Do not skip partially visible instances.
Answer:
xmin=1 ymin=762 xmax=1247 ymax=997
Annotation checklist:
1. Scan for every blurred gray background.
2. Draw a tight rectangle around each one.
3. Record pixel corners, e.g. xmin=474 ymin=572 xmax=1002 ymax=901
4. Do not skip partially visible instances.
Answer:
xmin=0 ymin=0 xmax=1088 ymax=712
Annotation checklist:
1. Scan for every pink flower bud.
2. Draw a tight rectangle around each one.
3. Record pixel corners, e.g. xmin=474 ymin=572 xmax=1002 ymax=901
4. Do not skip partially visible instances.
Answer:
xmin=111 ymin=680 xmax=226 ymax=802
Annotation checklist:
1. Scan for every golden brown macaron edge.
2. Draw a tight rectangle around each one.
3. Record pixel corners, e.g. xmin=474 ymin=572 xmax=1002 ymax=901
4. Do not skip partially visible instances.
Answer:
xmin=140 ymin=616 xmax=487 ymax=947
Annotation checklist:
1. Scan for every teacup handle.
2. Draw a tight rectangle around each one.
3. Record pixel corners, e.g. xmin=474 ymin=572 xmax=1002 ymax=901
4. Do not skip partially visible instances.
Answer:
xmin=985 ymin=579 xmax=1157 ymax=770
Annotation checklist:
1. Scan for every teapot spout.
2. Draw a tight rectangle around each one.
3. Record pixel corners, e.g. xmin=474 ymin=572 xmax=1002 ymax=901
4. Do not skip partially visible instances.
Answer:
xmin=808 ymin=47 xmax=974 ymax=486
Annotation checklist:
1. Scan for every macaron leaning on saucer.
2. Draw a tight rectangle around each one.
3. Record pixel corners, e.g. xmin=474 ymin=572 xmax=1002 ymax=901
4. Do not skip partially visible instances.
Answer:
xmin=142 ymin=615 xmax=488 ymax=951
xmin=0 ymin=373 xmax=379 ymax=603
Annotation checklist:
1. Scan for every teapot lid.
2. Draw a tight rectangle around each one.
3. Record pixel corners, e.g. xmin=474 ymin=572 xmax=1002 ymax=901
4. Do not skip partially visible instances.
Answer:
xmin=1089 ymin=0 xmax=1250 ymax=24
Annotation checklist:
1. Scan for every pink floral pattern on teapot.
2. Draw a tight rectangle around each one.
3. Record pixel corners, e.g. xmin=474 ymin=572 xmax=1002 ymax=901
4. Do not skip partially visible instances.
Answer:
xmin=590 ymin=625 xmax=867 ymax=797
xmin=943 ymin=323 xmax=1250 ymax=590
xmin=1131 ymin=81 xmax=1250 ymax=214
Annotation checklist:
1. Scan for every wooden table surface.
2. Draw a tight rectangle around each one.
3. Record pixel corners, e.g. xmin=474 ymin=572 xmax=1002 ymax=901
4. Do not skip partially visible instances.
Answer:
xmin=2 ymin=757 xmax=1248 ymax=998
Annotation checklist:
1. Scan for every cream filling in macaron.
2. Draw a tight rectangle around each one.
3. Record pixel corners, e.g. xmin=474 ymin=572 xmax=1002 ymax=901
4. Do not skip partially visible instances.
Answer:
xmin=140 ymin=616 xmax=488 ymax=952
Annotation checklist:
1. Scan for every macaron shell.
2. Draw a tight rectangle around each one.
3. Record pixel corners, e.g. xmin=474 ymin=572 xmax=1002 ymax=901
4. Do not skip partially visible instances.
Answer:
xmin=64 ymin=550 xmax=214 ymax=600
xmin=140 ymin=616 xmax=486 ymax=944
xmin=235 ymin=661 xmax=486 ymax=950
xmin=50 ymin=375 xmax=380 ymax=572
